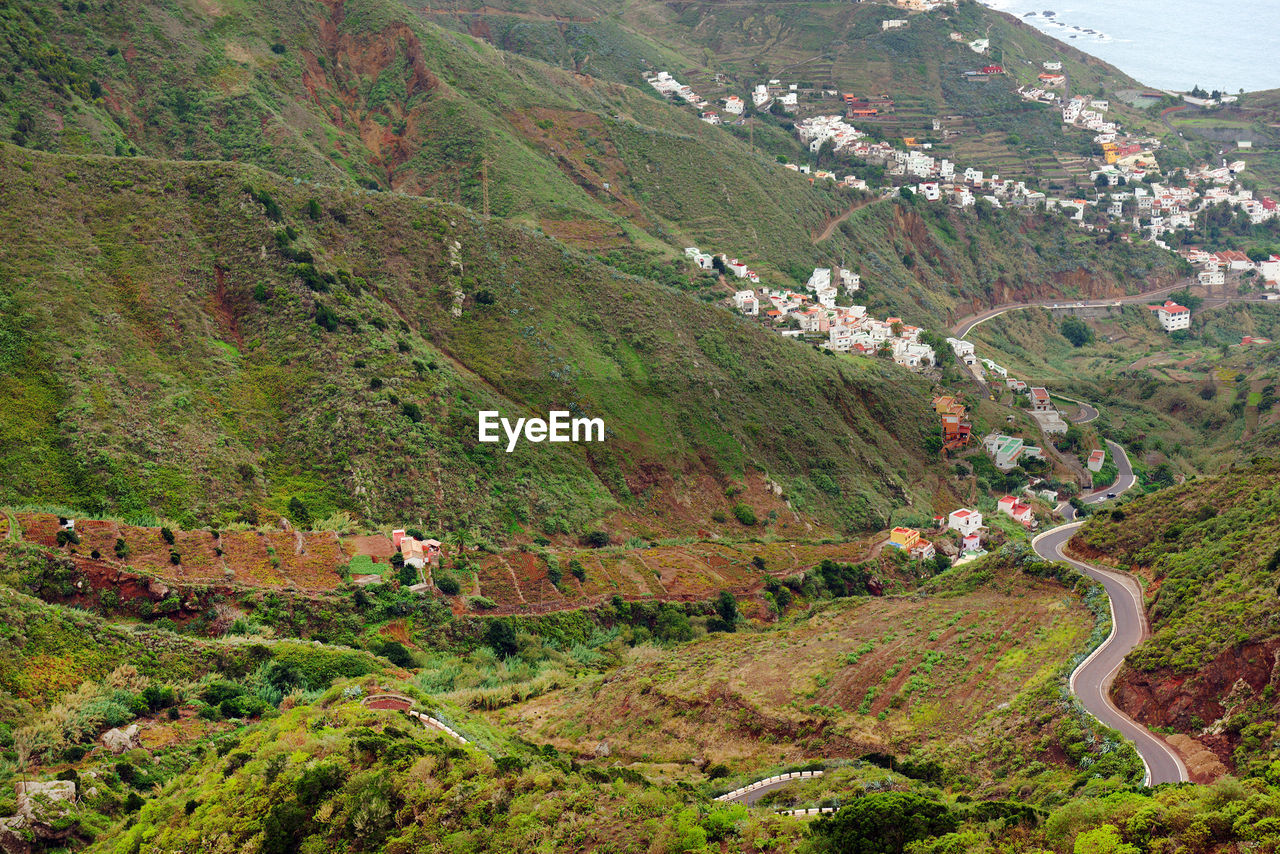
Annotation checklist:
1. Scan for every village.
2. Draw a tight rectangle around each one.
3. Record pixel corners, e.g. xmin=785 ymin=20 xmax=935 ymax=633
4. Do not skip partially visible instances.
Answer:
xmin=642 ymin=19 xmax=1280 ymax=297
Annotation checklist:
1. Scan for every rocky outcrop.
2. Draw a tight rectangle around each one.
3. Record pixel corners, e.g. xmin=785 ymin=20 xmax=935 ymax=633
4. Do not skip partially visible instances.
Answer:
xmin=1 ymin=780 xmax=78 ymax=849
xmin=1112 ymin=640 xmax=1280 ymax=778
xmin=102 ymin=724 xmax=141 ymax=754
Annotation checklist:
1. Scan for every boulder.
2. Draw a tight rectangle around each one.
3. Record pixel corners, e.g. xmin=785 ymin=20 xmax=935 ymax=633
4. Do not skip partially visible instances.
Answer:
xmin=0 ymin=816 xmax=31 ymax=854
xmin=14 ymin=781 xmax=77 ymax=842
xmin=102 ymin=724 xmax=141 ymax=754
xmin=593 ymin=740 xmax=611 ymax=759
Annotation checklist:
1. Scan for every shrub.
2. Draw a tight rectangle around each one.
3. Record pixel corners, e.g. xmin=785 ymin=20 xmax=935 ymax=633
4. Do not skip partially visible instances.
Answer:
xmin=569 ymin=559 xmax=586 ymax=583
xmin=706 ymin=763 xmax=730 ymax=779
xmin=160 ymin=527 xmax=175 ymax=545
xmin=485 ymin=620 xmax=518 ymax=657
xmin=547 ymin=565 xmax=563 ymax=587
xmin=315 ymin=301 xmax=339 ymax=332
xmin=436 ymin=574 xmax=461 ymax=595
xmin=288 ymin=497 xmax=312 ymax=527
xmin=582 ymin=530 xmax=610 ymax=548
xmin=114 ymin=538 xmax=129 ymax=559
xmin=654 ymin=604 xmax=694 ymax=642
xmin=732 ymin=503 xmax=757 ymax=526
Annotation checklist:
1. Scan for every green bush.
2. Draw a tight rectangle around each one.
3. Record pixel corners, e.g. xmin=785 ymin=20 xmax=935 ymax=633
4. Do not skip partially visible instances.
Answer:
xmin=732 ymin=503 xmax=757 ymax=526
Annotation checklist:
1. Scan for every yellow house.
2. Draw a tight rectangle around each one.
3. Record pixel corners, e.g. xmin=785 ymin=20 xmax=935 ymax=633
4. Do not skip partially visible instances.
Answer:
xmin=889 ymin=526 xmax=920 ymax=550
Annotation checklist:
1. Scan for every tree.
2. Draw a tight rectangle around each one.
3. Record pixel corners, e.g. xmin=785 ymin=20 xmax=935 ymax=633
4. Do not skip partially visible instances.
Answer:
xmin=583 ymin=530 xmax=610 ymax=548
xmin=654 ymin=604 xmax=694 ymax=642
xmin=1060 ymin=316 xmax=1094 ymax=348
xmin=397 ymin=563 xmax=419 ymax=586
xmin=436 ymin=574 xmax=461 ymax=595
xmin=485 ymin=620 xmax=519 ymax=657
xmin=1167 ymin=288 xmax=1203 ymax=312
xmin=1073 ymin=824 xmax=1140 ymax=854
xmin=810 ymin=792 xmax=958 ymax=854
xmin=714 ymin=590 xmax=738 ymax=629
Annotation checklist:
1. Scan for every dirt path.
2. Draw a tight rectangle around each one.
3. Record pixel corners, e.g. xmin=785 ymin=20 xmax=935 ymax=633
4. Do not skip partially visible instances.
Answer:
xmin=812 ymin=197 xmax=878 ymax=243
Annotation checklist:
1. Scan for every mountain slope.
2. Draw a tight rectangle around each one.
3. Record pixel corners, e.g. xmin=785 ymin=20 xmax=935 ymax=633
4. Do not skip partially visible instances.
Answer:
xmin=0 ymin=142 xmax=944 ymax=536
xmin=1070 ymin=458 xmax=1280 ymax=778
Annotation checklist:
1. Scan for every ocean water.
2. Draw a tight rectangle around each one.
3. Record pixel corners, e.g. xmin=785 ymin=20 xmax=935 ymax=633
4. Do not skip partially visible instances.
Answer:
xmin=979 ymin=0 xmax=1280 ymax=93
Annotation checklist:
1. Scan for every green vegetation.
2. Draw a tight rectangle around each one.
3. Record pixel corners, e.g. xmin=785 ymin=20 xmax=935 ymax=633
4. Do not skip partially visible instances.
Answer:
xmin=1074 ymin=457 xmax=1280 ymax=774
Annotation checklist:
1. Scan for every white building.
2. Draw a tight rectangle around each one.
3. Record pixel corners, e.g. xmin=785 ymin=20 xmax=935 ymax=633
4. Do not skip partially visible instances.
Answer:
xmin=838 ymin=268 xmax=860 ymax=292
xmin=882 ymin=19 xmax=908 ymax=30
xmin=947 ymin=508 xmax=983 ymax=536
xmin=1148 ymin=300 xmax=1191 ymax=332
xmin=733 ymin=290 xmax=759 ymax=315
xmin=807 ymin=268 xmax=832 ymax=291
xmin=723 ymin=96 xmax=745 ymax=115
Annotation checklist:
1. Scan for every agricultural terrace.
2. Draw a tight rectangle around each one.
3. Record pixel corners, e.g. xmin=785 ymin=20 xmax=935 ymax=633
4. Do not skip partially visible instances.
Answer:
xmin=9 ymin=513 xmax=904 ymax=611
xmin=492 ymin=566 xmax=1091 ymax=780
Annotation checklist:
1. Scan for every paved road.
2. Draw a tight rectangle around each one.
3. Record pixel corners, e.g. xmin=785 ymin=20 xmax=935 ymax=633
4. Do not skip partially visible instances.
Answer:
xmin=951 ymin=285 xmax=1186 ymax=338
xmin=1033 ymin=523 xmax=1189 ymax=786
xmin=954 ymin=290 xmax=1272 ymax=339
xmin=1060 ymin=439 xmax=1136 ymax=522
xmin=737 ymin=779 xmax=798 ymax=805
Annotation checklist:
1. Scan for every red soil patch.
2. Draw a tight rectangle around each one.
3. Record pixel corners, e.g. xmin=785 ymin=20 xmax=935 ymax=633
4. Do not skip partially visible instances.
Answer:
xmin=365 ymin=697 xmax=412 ymax=711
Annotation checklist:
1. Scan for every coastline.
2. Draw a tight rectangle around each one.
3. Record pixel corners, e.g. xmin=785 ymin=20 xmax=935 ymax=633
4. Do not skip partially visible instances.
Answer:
xmin=978 ymin=0 xmax=1279 ymax=94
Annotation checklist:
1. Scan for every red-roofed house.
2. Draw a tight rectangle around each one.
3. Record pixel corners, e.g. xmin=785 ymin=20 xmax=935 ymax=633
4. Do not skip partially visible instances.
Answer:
xmin=1087 ymin=449 xmax=1105 ymax=472
xmin=1147 ymin=301 xmax=1190 ymax=332
xmin=1029 ymin=387 xmax=1053 ymax=412
xmin=997 ymin=496 xmax=1034 ymax=527
xmin=947 ymin=508 xmax=983 ymax=536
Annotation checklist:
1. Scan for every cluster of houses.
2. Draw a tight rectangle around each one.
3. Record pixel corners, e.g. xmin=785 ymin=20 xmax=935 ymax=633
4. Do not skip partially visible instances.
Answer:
xmin=895 ymin=0 xmax=956 ymax=10
xmin=644 ymin=71 xmax=708 ymax=111
xmin=687 ymin=244 xmax=937 ymax=370
xmin=791 ymin=114 xmax=1060 ymax=210
xmin=890 ymin=504 xmax=988 ymax=564
xmin=1183 ymin=247 xmax=1280 ymax=290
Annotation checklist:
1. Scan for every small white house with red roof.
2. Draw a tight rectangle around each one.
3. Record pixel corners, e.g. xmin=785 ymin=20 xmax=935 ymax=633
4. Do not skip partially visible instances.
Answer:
xmin=1087 ymin=449 xmax=1106 ymax=472
xmin=1147 ymin=300 xmax=1190 ymax=332
xmin=1029 ymin=387 xmax=1053 ymax=412
xmin=997 ymin=495 xmax=1034 ymax=527
xmin=947 ymin=508 xmax=984 ymax=536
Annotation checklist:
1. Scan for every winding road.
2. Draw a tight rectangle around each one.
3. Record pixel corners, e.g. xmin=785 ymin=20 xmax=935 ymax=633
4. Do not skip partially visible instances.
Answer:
xmin=952 ymin=287 xmax=1269 ymax=340
xmin=1032 ymin=439 xmax=1189 ymax=785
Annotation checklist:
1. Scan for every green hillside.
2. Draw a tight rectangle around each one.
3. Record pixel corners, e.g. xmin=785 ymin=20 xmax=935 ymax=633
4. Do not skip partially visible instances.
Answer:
xmin=0 ymin=142 xmax=951 ymax=537
xmin=1072 ymin=458 xmax=1280 ymax=777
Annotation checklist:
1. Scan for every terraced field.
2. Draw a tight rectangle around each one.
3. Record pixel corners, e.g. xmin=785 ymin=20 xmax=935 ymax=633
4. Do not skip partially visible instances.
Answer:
xmin=490 ymin=566 xmax=1092 ymax=777
xmin=8 ymin=512 xmax=913 ymax=613
xmin=10 ymin=513 xmax=347 ymax=592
